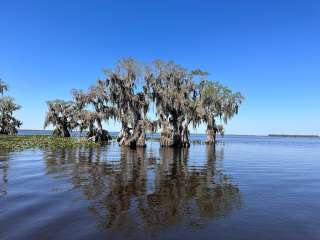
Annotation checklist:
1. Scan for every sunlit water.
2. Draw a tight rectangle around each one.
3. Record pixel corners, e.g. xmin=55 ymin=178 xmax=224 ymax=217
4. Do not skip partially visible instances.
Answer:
xmin=1 ymin=135 xmax=320 ymax=240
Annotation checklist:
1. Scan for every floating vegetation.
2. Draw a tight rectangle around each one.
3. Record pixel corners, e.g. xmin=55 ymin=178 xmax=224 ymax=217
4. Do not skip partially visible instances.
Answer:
xmin=0 ymin=135 xmax=99 ymax=151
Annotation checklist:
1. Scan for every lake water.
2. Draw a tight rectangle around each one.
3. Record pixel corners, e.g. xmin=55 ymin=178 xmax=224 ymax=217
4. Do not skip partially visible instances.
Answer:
xmin=1 ymin=135 xmax=320 ymax=240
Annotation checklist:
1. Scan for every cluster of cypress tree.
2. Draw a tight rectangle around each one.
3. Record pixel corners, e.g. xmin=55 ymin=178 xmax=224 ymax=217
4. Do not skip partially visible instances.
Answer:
xmin=44 ymin=58 xmax=244 ymax=148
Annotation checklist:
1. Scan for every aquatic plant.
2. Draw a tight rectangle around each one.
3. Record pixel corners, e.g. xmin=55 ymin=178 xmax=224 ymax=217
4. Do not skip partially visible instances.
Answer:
xmin=0 ymin=135 xmax=98 ymax=151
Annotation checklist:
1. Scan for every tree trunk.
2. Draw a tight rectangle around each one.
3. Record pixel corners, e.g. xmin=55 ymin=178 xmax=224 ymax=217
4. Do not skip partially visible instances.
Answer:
xmin=180 ymin=124 xmax=190 ymax=148
xmin=87 ymin=118 xmax=112 ymax=143
xmin=53 ymin=125 xmax=70 ymax=137
xmin=160 ymin=127 xmax=176 ymax=147
xmin=136 ymin=128 xmax=146 ymax=147
xmin=62 ymin=125 xmax=71 ymax=137
xmin=88 ymin=128 xmax=112 ymax=143
xmin=117 ymin=125 xmax=131 ymax=145
xmin=205 ymin=126 xmax=216 ymax=144
xmin=87 ymin=121 xmax=95 ymax=138
xmin=118 ymin=121 xmax=146 ymax=148
xmin=160 ymin=125 xmax=190 ymax=148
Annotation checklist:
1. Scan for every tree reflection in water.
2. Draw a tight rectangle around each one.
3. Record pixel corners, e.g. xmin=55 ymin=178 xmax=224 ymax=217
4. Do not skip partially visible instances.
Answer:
xmin=44 ymin=144 xmax=241 ymax=230
xmin=0 ymin=152 xmax=10 ymax=196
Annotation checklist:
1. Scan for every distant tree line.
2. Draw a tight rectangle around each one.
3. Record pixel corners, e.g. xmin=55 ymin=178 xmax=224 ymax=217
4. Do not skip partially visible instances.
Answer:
xmin=0 ymin=79 xmax=22 ymax=135
xmin=44 ymin=58 xmax=244 ymax=148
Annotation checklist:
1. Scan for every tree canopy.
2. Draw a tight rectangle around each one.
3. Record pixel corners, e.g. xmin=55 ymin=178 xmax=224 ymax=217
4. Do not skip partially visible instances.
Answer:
xmin=145 ymin=60 xmax=198 ymax=147
xmin=72 ymin=80 xmax=114 ymax=143
xmin=44 ymin=100 xmax=78 ymax=137
xmin=0 ymin=79 xmax=22 ymax=135
xmin=197 ymin=80 xmax=244 ymax=143
xmin=105 ymin=58 xmax=153 ymax=147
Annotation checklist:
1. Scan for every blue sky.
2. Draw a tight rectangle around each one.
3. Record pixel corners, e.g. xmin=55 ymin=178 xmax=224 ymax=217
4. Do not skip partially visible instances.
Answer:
xmin=0 ymin=0 xmax=319 ymax=135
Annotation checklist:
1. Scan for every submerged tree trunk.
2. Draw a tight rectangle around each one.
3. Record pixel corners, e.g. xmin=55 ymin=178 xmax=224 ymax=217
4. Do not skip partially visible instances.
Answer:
xmin=118 ymin=121 xmax=146 ymax=148
xmin=88 ymin=128 xmax=112 ymax=143
xmin=160 ymin=124 xmax=190 ymax=148
xmin=87 ymin=121 xmax=95 ymax=139
xmin=87 ymin=128 xmax=112 ymax=143
xmin=180 ymin=123 xmax=190 ymax=148
xmin=136 ymin=127 xmax=146 ymax=147
xmin=205 ymin=125 xmax=216 ymax=144
xmin=160 ymin=127 xmax=174 ymax=147
xmin=117 ymin=124 xmax=131 ymax=145
xmin=53 ymin=124 xmax=71 ymax=137
xmin=87 ymin=118 xmax=112 ymax=143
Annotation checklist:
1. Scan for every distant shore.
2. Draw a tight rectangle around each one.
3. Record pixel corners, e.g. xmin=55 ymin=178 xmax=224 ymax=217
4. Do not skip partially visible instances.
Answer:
xmin=268 ymin=134 xmax=319 ymax=138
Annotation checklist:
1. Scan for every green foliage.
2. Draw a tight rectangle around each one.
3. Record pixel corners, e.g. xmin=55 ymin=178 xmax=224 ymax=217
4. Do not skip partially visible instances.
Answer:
xmin=145 ymin=60 xmax=198 ymax=146
xmin=72 ymin=79 xmax=114 ymax=142
xmin=103 ymin=58 xmax=153 ymax=147
xmin=0 ymin=79 xmax=22 ymax=135
xmin=197 ymin=80 xmax=244 ymax=130
xmin=44 ymin=100 xmax=78 ymax=137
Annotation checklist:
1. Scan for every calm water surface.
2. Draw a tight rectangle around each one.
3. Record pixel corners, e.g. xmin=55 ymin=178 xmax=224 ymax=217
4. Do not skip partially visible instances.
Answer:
xmin=1 ymin=136 xmax=320 ymax=240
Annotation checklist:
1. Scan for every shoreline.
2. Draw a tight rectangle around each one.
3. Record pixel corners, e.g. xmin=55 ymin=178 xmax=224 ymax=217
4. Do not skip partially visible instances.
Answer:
xmin=268 ymin=134 xmax=319 ymax=138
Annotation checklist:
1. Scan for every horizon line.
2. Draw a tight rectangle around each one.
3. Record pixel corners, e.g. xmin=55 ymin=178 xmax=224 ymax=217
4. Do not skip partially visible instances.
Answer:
xmin=18 ymin=129 xmax=319 ymax=138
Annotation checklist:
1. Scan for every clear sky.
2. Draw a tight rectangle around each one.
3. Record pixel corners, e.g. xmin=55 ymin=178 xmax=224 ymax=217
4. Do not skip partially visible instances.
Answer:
xmin=1 ymin=0 xmax=319 ymax=135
